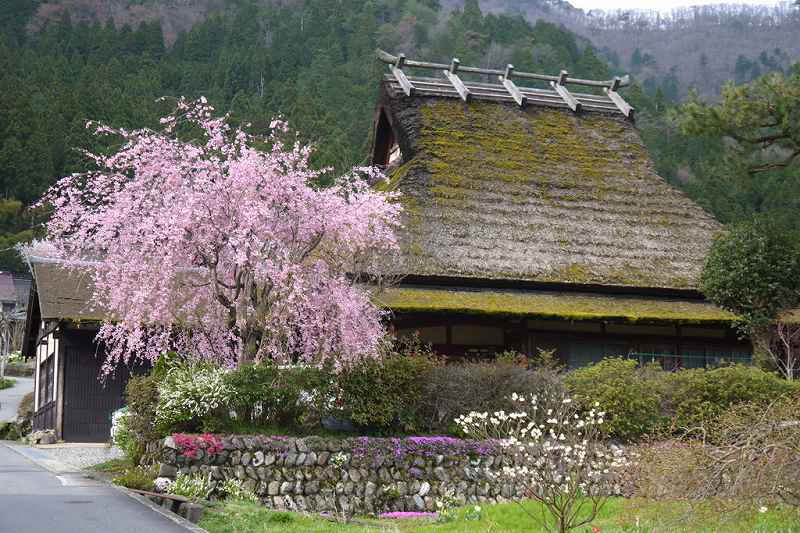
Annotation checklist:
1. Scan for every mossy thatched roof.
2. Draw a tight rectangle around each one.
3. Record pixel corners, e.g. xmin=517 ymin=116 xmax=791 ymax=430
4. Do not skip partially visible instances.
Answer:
xmin=379 ymin=84 xmax=721 ymax=290
xmin=380 ymin=286 xmax=736 ymax=325
xmin=30 ymin=260 xmax=106 ymax=321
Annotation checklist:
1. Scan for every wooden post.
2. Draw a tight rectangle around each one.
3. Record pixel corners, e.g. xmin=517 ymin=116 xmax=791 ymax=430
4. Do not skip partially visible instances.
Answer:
xmin=500 ymin=64 xmax=526 ymax=107
xmin=551 ymin=71 xmax=581 ymax=113
xmin=391 ymin=53 xmax=415 ymax=96
xmin=444 ymin=58 xmax=470 ymax=102
xmin=604 ymin=87 xmax=635 ymax=119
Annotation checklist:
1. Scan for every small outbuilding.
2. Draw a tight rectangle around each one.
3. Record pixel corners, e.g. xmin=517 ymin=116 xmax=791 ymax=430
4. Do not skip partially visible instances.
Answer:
xmin=22 ymin=259 xmax=142 ymax=442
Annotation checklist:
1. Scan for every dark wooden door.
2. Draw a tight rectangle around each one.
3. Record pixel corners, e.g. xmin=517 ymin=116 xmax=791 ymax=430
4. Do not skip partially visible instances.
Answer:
xmin=62 ymin=330 xmax=130 ymax=442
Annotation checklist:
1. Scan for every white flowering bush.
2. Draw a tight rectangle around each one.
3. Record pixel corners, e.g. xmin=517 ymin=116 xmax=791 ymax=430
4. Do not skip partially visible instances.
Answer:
xmin=170 ymin=472 xmax=212 ymax=502
xmin=110 ymin=407 xmax=128 ymax=443
xmin=155 ymin=363 xmax=234 ymax=432
xmin=219 ymin=478 xmax=259 ymax=503
xmin=455 ymin=393 xmax=627 ymax=533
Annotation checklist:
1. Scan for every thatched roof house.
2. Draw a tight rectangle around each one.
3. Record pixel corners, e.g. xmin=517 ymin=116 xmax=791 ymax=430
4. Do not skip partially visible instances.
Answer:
xmin=372 ymin=51 xmax=751 ymax=367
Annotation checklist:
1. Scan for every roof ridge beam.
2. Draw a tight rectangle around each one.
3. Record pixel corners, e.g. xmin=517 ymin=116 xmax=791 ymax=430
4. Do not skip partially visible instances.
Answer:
xmin=605 ymin=77 xmax=635 ymax=119
xmin=443 ymin=58 xmax=470 ymax=102
xmin=551 ymin=70 xmax=582 ymax=113
xmin=390 ymin=53 xmax=415 ymax=96
xmin=377 ymin=49 xmax=631 ymax=89
xmin=500 ymin=64 xmax=526 ymax=107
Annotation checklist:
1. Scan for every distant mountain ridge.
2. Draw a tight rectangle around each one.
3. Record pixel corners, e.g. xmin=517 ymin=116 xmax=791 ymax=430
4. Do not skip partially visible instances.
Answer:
xmin=458 ymin=0 xmax=800 ymax=98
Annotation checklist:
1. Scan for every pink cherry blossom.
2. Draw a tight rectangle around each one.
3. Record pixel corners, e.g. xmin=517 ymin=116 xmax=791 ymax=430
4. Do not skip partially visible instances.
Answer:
xmin=40 ymin=97 xmax=403 ymax=373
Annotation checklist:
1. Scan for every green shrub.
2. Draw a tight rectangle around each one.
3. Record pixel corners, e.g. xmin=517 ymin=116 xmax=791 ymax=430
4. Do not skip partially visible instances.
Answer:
xmin=112 ymin=465 xmax=157 ymax=491
xmin=0 ymin=377 xmax=14 ymax=390
xmin=124 ymin=373 xmax=162 ymax=463
xmin=663 ymin=364 xmax=799 ymax=430
xmin=111 ymin=407 xmax=138 ymax=462
xmin=270 ymin=365 xmax=331 ymax=429
xmin=222 ymin=361 xmax=333 ymax=430
xmin=224 ymin=362 xmax=280 ymax=424
xmin=565 ymin=358 xmax=664 ymax=441
xmin=417 ymin=356 xmax=566 ymax=434
xmin=267 ymin=512 xmax=294 ymax=523
xmin=337 ymin=338 xmax=438 ymax=433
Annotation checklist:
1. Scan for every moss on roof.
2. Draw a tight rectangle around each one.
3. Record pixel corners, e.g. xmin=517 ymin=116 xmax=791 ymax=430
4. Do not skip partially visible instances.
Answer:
xmin=382 ymin=87 xmax=721 ymax=290
xmin=32 ymin=261 xmax=107 ymax=321
xmin=380 ymin=286 xmax=736 ymax=325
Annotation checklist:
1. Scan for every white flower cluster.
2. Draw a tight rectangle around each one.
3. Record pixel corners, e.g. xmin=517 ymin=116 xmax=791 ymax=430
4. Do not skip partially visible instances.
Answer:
xmin=155 ymin=364 xmax=234 ymax=429
xmin=109 ymin=407 xmax=129 ymax=444
xmin=329 ymin=452 xmax=349 ymax=469
xmin=154 ymin=477 xmax=174 ymax=493
xmin=220 ymin=478 xmax=259 ymax=503
xmin=170 ymin=472 xmax=213 ymax=502
xmin=455 ymin=393 xmax=626 ymax=500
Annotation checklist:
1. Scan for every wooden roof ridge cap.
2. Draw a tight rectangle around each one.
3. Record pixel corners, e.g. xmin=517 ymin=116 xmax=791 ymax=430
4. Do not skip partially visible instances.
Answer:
xmin=377 ymin=49 xmax=631 ymax=90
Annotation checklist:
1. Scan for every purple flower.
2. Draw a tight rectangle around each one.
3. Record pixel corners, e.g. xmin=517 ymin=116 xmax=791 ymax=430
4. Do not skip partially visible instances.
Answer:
xmin=379 ymin=511 xmax=437 ymax=519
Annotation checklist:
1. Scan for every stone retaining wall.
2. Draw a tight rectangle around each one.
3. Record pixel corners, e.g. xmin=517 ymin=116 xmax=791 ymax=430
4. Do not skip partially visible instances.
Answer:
xmin=147 ymin=434 xmax=627 ymax=514
xmin=147 ymin=434 xmax=526 ymax=514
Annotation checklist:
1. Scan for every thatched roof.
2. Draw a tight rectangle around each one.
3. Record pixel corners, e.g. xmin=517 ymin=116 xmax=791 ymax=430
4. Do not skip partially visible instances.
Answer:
xmin=21 ymin=257 xmax=800 ymax=327
xmin=29 ymin=260 xmax=106 ymax=321
xmin=380 ymin=286 xmax=736 ymax=325
xmin=376 ymin=81 xmax=722 ymax=291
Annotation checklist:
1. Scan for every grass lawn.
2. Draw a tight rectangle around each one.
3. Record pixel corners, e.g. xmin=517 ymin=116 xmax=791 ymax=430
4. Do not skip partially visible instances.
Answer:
xmin=0 ymin=377 xmax=15 ymax=390
xmin=200 ymin=498 xmax=800 ymax=533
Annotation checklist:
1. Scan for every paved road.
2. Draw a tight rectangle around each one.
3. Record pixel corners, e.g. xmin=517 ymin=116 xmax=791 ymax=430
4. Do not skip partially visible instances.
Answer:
xmin=0 ymin=443 xmax=193 ymax=533
xmin=0 ymin=376 xmax=34 ymax=421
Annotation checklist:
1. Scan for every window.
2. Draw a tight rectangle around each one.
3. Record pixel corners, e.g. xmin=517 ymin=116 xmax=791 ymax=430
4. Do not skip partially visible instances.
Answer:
xmin=451 ymin=325 xmax=504 ymax=346
xmin=396 ymin=326 xmax=447 ymax=345
xmin=38 ymin=357 xmax=55 ymax=407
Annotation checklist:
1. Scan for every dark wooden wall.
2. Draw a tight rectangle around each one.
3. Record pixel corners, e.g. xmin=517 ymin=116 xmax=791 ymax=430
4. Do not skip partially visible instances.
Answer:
xmin=60 ymin=329 xmax=142 ymax=442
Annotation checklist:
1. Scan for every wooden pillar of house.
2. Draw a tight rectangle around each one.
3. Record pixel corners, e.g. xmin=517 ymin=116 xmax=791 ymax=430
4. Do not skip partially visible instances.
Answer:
xmin=55 ymin=331 xmax=65 ymax=440
xmin=503 ymin=318 xmax=529 ymax=356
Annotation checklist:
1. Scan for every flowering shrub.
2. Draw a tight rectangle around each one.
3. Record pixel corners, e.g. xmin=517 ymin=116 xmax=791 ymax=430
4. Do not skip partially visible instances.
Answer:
xmin=351 ymin=436 xmax=498 ymax=467
xmin=170 ymin=472 xmax=212 ymax=502
xmin=173 ymin=433 xmax=224 ymax=460
xmin=417 ymin=356 xmax=566 ymax=434
xmin=435 ymin=489 xmax=458 ymax=523
xmin=455 ymin=393 xmax=626 ymax=533
xmin=378 ymin=512 xmax=437 ymax=520
xmin=219 ymin=478 xmax=259 ymax=503
xmin=155 ymin=363 xmax=234 ymax=432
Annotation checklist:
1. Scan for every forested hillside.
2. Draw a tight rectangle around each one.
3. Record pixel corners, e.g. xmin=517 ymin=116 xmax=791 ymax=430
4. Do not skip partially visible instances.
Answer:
xmin=0 ymin=0 xmax=615 ymax=272
xmin=0 ymin=0 xmax=798 ymax=276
